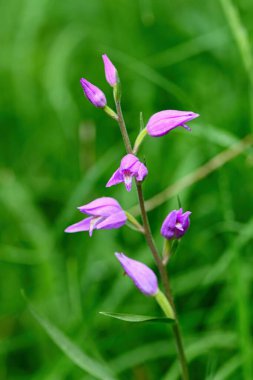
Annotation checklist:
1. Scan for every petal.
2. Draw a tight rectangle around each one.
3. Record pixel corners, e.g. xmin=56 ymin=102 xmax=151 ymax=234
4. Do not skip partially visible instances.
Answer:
xmin=78 ymin=197 xmax=122 ymax=216
xmin=146 ymin=117 xmax=189 ymax=137
xmin=163 ymin=210 xmax=178 ymax=229
xmin=64 ymin=217 xmax=93 ymax=233
xmin=102 ymin=54 xmax=118 ymax=87
xmin=179 ymin=211 xmax=191 ymax=231
xmin=146 ymin=110 xmax=199 ymax=137
xmin=120 ymin=154 xmax=139 ymax=171
xmin=160 ymin=210 xmax=178 ymax=239
xmin=163 ymin=228 xmax=175 ymax=240
xmin=147 ymin=110 xmax=198 ymax=125
xmin=136 ymin=162 xmax=148 ymax=181
xmin=80 ymin=78 xmax=107 ymax=108
xmin=96 ymin=210 xmax=127 ymax=230
xmin=115 ymin=253 xmax=158 ymax=296
xmin=89 ymin=216 xmax=104 ymax=236
xmin=106 ymin=169 xmax=124 ymax=188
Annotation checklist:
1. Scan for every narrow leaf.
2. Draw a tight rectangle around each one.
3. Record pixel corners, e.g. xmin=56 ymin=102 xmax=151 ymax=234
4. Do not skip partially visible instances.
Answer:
xmin=28 ymin=303 xmax=117 ymax=380
xmin=99 ymin=311 xmax=173 ymax=323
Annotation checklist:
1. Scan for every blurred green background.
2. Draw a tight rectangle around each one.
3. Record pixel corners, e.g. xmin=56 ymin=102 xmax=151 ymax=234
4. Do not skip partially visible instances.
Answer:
xmin=1 ymin=0 xmax=253 ymax=379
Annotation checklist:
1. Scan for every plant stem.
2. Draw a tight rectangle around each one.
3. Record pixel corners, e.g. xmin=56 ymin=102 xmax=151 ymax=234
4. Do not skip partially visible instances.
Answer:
xmin=115 ymin=101 xmax=132 ymax=153
xmin=115 ymin=101 xmax=189 ymax=380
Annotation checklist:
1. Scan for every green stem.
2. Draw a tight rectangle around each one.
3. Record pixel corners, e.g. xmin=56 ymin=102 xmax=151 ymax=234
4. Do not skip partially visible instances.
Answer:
xmin=125 ymin=211 xmax=145 ymax=234
xmin=103 ymin=105 xmax=118 ymax=120
xmin=115 ymin=100 xmax=189 ymax=380
xmin=115 ymin=101 xmax=132 ymax=153
xmin=155 ymin=289 xmax=175 ymax=319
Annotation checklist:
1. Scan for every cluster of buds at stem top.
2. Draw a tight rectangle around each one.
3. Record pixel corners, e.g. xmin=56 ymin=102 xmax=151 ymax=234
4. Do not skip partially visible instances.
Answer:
xmin=80 ymin=55 xmax=120 ymax=118
xmin=106 ymin=154 xmax=148 ymax=191
xmin=65 ymin=197 xmax=126 ymax=236
xmin=161 ymin=208 xmax=191 ymax=240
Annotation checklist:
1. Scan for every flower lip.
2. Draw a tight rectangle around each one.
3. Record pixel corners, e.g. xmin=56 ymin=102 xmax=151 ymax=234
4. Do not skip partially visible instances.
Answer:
xmin=115 ymin=252 xmax=158 ymax=296
xmin=161 ymin=208 xmax=191 ymax=240
xmin=80 ymin=78 xmax=107 ymax=108
xmin=146 ymin=110 xmax=199 ymax=137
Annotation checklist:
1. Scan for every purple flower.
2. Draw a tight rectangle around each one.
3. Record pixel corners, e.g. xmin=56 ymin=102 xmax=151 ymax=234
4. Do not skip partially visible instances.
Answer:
xmin=80 ymin=78 xmax=107 ymax=108
xmin=161 ymin=208 xmax=191 ymax=240
xmin=106 ymin=154 xmax=148 ymax=192
xmin=146 ymin=110 xmax=199 ymax=137
xmin=65 ymin=197 xmax=126 ymax=236
xmin=102 ymin=54 xmax=118 ymax=87
xmin=115 ymin=253 xmax=158 ymax=296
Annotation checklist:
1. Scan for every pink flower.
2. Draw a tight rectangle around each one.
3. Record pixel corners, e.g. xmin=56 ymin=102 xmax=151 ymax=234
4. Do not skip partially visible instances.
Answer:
xmin=146 ymin=110 xmax=199 ymax=137
xmin=115 ymin=253 xmax=158 ymax=296
xmin=65 ymin=197 xmax=126 ymax=236
xmin=161 ymin=208 xmax=191 ymax=240
xmin=106 ymin=154 xmax=148 ymax=192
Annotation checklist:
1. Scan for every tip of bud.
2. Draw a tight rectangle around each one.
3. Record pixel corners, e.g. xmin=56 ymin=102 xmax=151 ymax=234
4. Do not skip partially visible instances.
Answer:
xmin=102 ymin=54 xmax=118 ymax=87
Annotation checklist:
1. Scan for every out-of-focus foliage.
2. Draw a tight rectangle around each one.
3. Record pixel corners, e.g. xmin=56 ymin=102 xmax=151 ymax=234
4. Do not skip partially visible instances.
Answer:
xmin=1 ymin=0 xmax=253 ymax=379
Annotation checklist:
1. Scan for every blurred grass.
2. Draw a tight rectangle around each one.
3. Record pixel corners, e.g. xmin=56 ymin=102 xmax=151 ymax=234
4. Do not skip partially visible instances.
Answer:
xmin=1 ymin=0 xmax=253 ymax=379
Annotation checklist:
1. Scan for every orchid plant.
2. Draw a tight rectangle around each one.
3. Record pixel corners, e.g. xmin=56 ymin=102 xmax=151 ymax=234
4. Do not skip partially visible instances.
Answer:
xmin=65 ymin=54 xmax=199 ymax=379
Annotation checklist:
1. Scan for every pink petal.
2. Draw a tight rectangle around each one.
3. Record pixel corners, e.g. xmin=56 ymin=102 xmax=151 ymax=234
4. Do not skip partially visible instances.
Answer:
xmin=78 ymin=197 xmax=122 ymax=216
xmin=115 ymin=253 xmax=158 ymax=296
xmin=96 ymin=211 xmax=126 ymax=230
xmin=106 ymin=169 xmax=124 ymax=188
xmin=64 ymin=217 xmax=93 ymax=233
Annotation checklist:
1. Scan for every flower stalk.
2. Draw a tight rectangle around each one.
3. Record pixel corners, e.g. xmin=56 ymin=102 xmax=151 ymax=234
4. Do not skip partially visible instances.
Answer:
xmin=104 ymin=105 xmax=118 ymax=120
xmin=155 ymin=289 xmax=175 ymax=319
xmin=125 ymin=211 xmax=145 ymax=234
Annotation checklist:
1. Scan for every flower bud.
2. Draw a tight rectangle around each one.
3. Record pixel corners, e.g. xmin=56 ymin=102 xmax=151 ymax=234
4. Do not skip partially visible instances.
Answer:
xmin=102 ymin=54 xmax=118 ymax=87
xmin=161 ymin=208 xmax=191 ymax=240
xmin=80 ymin=78 xmax=107 ymax=108
xmin=115 ymin=253 xmax=158 ymax=296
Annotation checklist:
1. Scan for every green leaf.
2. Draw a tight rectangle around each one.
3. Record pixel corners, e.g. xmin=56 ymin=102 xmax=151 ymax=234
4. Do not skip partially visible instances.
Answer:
xmin=27 ymin=303 xmax=117 ymax=380
xmin=99 ymin=312 xmax=173 ymax=323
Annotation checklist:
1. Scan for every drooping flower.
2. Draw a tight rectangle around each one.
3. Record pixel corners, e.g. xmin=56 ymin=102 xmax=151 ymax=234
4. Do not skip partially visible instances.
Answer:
xmin=80 ymin=78 xmax=107 ymax=108
xmin=65 ymin=197 xmax=126 ymax=236
xmin=146 ymin=110 xmax=199 ymax=137
xmin=161 ymin=208 xmax=191 ymax=240
xmin=115 ymin=253 xmax=158 ymax=296
xmin=106 ymin=154 xmax=148 ymax=192
xmin=102 ymin=54 xmax=118 ymax=87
